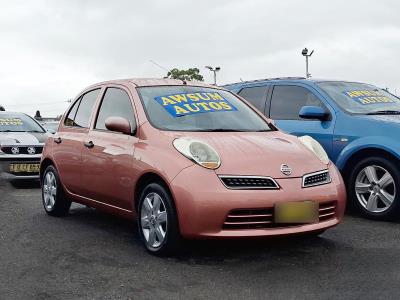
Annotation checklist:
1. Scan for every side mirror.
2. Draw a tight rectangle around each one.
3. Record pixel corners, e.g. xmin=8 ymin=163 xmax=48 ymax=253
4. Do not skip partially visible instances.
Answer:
xmin=105 ymin=116 xmax=132 ymax=135
xmin=299 ymin=106 xmax=329 ymax=120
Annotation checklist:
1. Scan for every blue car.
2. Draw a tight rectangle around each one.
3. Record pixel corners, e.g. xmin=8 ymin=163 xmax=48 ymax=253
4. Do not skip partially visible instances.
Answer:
xmin=225 ymin=77 xmax=400 ymax=220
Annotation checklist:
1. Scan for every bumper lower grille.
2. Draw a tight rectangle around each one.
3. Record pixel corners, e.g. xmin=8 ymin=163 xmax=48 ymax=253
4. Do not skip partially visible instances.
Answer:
xmin=223 ymin=201 xmax=337 ymax=230
xmin=219 ymin=176 xmax=279 ymax=190
xmin=1 ymin=146 xmax=43 ymax=155
xmin=303 ymin=170 xmax=331 ymax=188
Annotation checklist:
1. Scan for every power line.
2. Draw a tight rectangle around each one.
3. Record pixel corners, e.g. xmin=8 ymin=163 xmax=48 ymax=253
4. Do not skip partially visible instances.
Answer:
xmin=149 ymin=60 xmax=170 ymax=72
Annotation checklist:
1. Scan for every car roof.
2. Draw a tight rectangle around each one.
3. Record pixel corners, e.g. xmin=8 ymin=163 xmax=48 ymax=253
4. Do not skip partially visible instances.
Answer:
xmin=0 ymin=111 xmax=27 ymax=116
xmin=86 ymin=78 xmax=219 ymax=89
xmin=223 ymin=77 xmax=369 ymax=89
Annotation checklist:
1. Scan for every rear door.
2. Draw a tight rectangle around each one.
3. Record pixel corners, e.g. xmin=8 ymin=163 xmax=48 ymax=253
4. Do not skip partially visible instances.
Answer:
xmin=237 ymin=85 xmax=270 ymax=114
xmin=53 ymin=88 xmax=101 ymax=194
xmin=80 ymin=86 xmax=139 ymax=210
xmin=268 ymin=84 xmax=335 ymax=156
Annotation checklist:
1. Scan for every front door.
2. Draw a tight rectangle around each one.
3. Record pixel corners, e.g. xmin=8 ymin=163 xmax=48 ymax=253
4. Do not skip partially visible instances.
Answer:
xmin=81 ymin=87 xmax=138 ymax=211
xmin=268 ymin=84 xmax=335 ymax=158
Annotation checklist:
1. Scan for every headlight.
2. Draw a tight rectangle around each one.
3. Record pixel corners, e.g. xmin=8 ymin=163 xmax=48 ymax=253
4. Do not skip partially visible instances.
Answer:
xmin=173 ymin=138 xmax=221 ymax=170
xmin=298 ymin=135 xmax=329 ymax=164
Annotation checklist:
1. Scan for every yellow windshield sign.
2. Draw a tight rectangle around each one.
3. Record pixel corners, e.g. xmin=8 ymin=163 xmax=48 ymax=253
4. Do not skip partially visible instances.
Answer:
xmin=0 ymin=118 xmax=23 ymax=126
xmin=154 ymin=92 xmax=238 ymax=117
xmin=343 ymin=90 xmax=395 ymax=105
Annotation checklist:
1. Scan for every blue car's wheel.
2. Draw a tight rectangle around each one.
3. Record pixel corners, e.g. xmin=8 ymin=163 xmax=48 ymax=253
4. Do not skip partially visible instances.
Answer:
xmin=349 ymin=156 xmax=400 ymax=220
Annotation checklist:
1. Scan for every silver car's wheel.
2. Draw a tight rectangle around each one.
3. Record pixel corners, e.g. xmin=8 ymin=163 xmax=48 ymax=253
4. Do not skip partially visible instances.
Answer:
xmin=140 ymin=192 xmax=168 ymax=249
xmin=43 ymin=171 xmax=57 ymax=211
xmin=355 ymin=165 xmax=396 ymax=213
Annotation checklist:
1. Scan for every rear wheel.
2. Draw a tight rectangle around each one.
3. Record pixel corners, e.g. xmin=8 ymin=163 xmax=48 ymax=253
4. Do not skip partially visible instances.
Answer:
xmin=348 ymin=156 xmax=400 ymax=220
xmin=138 ymin=183 xmax=182 ymax=255
xmin=41 ymin=165 xmax=71 ymax=217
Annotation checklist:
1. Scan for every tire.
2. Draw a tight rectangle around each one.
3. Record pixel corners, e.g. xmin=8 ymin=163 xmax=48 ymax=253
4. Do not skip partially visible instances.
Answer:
xmin=41 ymin=165 xmax=71 ymax=217
xmin=137 ymin=182 xmax=182 ymax=255
xmin=348 ymin=156 xmax=400 ymax=221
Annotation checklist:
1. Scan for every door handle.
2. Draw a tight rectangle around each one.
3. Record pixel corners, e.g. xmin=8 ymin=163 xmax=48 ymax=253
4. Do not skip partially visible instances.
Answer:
xmin=84 ymin=141 xmax=94 ymax=148
xmin=54 ymin=137 xmax=62 ymax=144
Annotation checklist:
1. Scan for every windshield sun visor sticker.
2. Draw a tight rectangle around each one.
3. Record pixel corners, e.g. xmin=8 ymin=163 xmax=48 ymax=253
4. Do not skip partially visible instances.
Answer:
xmin=154 ymin=92 xmax=238 ymax=117
xmin=0 ymin=118 xmax=24 ymax=126
xmin=343 ymin=90 xmax=395 ymax=105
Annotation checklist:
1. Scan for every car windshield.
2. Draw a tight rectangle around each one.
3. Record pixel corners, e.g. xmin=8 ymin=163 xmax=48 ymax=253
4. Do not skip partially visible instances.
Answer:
xmin=318 ymin=81 xmax=400 ymax=114
xmin=138 ymin=86 xmax=272 ymax=131
xmin=43 ymin=122 xmax=59 ymax=133
xmin=0 ymin=113 xmax=45 ymax=132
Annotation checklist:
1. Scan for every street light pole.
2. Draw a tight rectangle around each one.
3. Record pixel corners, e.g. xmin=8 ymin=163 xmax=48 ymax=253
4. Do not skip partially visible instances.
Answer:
xmin=205 ymin=66 xmax=221 ymax=85
xmin=301 ymin=48 xmax=314 ymax=78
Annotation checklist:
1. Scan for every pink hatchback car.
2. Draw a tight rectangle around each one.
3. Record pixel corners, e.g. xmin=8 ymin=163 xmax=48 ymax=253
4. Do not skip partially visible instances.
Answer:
xmin=40 ymin=78 xmax=346 ymax=255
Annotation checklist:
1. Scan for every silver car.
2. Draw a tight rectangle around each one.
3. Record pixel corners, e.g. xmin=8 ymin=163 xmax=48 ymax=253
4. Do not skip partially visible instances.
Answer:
xmin=0 ymin=112 xmax=48 ymax=179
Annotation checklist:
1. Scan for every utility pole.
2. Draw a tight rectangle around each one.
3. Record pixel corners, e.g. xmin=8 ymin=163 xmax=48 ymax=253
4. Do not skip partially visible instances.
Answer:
xmin=301 ymin=48 xmax=314 ymax=78
xmin=205 ymin=66 xmax=221 ymax=85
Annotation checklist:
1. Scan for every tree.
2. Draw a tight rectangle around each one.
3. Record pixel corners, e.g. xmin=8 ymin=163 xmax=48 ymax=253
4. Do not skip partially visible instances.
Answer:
xmin=166 ymin=68 xmax=204 ymax=81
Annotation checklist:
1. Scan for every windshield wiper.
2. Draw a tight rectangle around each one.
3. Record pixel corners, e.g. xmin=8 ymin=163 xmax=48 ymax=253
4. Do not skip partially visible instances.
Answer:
xmin=366 ymin=110 xmax=400 ymax=115
xmin=26 ymin=130 xmax=44 ymax=133
xmin=197 ymin=129 xmax=249 ymax=132
xmin=0 ymin=130 xmax=25 ymax=132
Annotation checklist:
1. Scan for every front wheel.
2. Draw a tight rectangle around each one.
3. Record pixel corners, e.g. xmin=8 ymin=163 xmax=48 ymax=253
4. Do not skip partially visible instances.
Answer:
xmin=138 ymin=183 xmax=182 ymax=255
xmin=348 ymin=156 xmax=400 ymax=220
xmin=41 ymin=165 xmax=71 ymax=217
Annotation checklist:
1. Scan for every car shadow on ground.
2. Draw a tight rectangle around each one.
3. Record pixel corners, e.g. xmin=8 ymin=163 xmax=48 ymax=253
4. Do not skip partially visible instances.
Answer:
xmin=64 ymin=205 xmax=345 ymax=264
xmin=10 ymin=179 xmax=40 ymax=189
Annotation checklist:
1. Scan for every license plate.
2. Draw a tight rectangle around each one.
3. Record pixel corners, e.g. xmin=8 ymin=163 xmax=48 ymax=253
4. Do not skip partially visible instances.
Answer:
xmin=9 ymin=163 xmax=40 ymax=173
xmin=275 ymin=201 xmax=318 ymax=224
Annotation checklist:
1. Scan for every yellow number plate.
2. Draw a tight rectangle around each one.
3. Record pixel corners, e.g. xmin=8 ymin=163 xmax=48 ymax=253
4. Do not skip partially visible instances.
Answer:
xmin=9 ymin=163 xmax=40 ymax=173
xmin=275 ymin=201 xmax=318 ymax=224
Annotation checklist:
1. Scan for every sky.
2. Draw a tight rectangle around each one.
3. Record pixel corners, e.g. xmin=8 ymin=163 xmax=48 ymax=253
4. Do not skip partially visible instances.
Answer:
xmin=1 ymin=0 xmax=400 ymax=116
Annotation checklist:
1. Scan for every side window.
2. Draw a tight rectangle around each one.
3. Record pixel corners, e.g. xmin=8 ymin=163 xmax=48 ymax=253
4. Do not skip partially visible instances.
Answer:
xmin=73 ymin=89 xmax=100 ymax=128
xmin=238 ymin=86 xmax=268 ymax=112
xmin=64 ymin=98 xmax=81 ymax=126
xmin=270 ymin=85 xmax=323 ymax=120
xmin=95 ymin=88 xmax=136 ymax=132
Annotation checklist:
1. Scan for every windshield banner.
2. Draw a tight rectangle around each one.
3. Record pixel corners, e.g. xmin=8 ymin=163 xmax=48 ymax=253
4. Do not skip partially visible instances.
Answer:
xmin=343 ymin=90 xmax=395 ymax=105
xmin=0 ymin=118 xmax=23 ymax=126
xmin=154 ymin=92 xmax=237 ymax=117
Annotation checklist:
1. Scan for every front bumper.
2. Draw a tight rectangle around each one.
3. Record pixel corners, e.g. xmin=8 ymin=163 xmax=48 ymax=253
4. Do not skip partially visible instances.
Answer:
xmin=170 ymin=163 xmax=346 ymax=239
xmin=0 ymin=155 xmax=41 ymax=180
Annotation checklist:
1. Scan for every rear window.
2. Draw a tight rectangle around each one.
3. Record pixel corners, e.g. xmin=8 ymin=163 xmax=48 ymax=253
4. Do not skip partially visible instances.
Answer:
xmin=65 ymin=89 xmax=100 ymax=128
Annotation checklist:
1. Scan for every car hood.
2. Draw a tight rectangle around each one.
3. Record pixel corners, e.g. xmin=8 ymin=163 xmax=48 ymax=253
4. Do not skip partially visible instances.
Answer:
xmin=0 ymin=131 xmax=48 ymax=146
xmin=360 ymin=114 xmax=400 ymax=125
xmin=163 ymin=130 xmax=327 ymax=178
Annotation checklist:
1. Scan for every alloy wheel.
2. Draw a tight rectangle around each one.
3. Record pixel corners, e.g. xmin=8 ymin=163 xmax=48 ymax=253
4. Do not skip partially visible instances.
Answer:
xmin=43 ymin=171 xmax=57 ymax=211
xmin=140 ymin=192 xmax=168 ymax=248
xmin=355 ymin=165 xmax=396 ymax=213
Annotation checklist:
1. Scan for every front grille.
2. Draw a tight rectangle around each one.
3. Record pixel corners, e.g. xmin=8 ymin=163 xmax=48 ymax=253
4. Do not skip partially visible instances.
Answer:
xmin=0 ymin=146 xmax=43 ymax=155
xmin=219 ymin=176 xmax=279 ymax=190
xmin=303 ymin=170 xmax=331 ymax=188
xmin=223 ymin=208 xmax=274 ymax=229
xmin=223 ymin=201 xmax=337 ymax=230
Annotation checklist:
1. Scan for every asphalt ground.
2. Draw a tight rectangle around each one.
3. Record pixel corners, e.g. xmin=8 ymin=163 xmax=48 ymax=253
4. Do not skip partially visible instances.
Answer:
xmin=1 ymin=178 xmax=400 ymax=300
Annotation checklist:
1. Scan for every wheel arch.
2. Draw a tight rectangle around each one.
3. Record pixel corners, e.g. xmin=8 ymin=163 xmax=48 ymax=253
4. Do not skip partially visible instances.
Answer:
xmin=133 ymin=172 xmax=175 ymax=213
xmin=341 ymin=147 xmax=400 ymax=179
xmin=40 ymin=157 xmax=55 ymax=182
